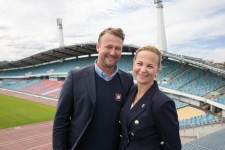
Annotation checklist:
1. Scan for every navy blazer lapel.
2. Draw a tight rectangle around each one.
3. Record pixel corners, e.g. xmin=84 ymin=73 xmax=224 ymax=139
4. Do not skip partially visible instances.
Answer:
xmin=118 ymin=70 xmax=126 ymax=88
xmin=126 ymin=81 xmax=159 ymax=126
xmin=121 ymin=85 xmax=137 ymax=138
xmin=86 ymin=65 xmax=96 ymax=105
xmin=118 ymin=70 xmax=127 ymax=95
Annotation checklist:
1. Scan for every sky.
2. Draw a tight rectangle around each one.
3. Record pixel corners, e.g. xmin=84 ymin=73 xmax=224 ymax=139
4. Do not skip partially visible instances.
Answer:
xmin=0 ymin=0 xmax=225 ymax=63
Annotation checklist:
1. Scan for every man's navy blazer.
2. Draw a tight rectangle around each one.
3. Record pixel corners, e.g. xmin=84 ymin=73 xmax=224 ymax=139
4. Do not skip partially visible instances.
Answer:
xmin=119 ymin=81 xmax=181 ymax=150
xmin=53 ymin=64 xmax=133 ymax=150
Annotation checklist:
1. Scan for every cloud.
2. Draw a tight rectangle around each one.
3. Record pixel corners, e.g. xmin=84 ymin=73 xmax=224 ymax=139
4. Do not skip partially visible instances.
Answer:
xmin=0 ymin=0 xmax=224 ymax=64
xmin=204 ymin=48 xmax=225 ymax=63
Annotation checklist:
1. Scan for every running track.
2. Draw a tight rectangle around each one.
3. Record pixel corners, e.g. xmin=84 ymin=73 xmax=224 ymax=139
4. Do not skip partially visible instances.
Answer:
xmin=0 ymin=89 xmax=57 ymax=150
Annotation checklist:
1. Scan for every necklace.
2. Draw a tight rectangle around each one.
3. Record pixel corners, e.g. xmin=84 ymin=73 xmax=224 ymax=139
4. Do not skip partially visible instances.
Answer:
xmin=133 ymin=95 xmax=140 ymax=105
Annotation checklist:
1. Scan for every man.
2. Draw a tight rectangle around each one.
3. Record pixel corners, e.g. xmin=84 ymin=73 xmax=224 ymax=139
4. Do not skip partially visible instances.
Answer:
xmin=53 ymin=27 xmax=133 ymax=150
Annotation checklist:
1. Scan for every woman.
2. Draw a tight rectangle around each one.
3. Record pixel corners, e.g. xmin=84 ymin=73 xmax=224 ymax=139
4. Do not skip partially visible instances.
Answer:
xmin=119 ymin=45 xmax=181 ymax=150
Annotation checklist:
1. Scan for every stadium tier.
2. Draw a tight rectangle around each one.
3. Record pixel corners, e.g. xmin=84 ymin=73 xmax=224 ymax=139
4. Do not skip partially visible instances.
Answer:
xmin=0 ymin=55 xmax=224 ymax=128
xmin=182 ymin=128 xmax=225 ymax=150
xmin=21 ymin=79 xmax=64 ymax=97
xmin=0 ymin=55 xmax=224 ymax=102
xmin=0 ymin=79 xmax=41 ymax=91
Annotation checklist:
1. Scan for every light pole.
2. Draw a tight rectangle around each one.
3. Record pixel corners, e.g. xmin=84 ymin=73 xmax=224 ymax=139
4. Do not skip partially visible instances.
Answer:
xmin=154 ymin=0 xmax=167 ymax=52
xmin=57 ymin=18 xmax=64 ymax=47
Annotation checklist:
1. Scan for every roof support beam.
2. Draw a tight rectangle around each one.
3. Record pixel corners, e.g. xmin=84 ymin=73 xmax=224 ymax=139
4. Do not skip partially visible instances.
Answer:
xmin=31 ymin=56 xmax=48 ymax=63
xmin=42 ymin=53 xmax=61 ymax=59
xmin=53 ymin=49 xmax=72 ymax=57
xmin=20 ymin=60 xmax=34 ymax=66
xmin=64 ymin=47 xmax=87 ymax=55
xmin=8 ymin=63 xmax=19 ymax=68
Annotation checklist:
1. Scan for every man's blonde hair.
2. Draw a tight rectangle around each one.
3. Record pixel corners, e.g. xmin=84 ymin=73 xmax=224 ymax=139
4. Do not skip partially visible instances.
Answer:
xmin=98 ymin=27 xmax=125 ymax=43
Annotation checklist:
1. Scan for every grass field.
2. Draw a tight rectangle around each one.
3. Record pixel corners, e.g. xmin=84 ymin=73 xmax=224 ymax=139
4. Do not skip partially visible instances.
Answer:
xmin=0 ymin=94 xmax=56 ymax=129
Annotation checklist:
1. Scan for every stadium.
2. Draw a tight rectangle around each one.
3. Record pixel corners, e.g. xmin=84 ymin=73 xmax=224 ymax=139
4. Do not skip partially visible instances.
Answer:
xmin=1 ymin=43 xmax=225 ymax=149
xmin=1 ymin=1 xmax=225 ymax=150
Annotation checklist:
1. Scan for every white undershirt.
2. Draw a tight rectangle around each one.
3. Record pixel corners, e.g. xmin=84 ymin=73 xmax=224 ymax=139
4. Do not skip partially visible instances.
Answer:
xmin=130 ymin=102 xmax=135 ymax=109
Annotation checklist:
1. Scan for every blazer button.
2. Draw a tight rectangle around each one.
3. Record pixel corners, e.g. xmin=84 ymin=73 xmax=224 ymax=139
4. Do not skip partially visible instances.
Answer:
xmin=134 ymin=120 xmax=139 ymax=125
xmin=120 ymin=134 xmax=123 ymax=137
xmin=119 ymin=120 xmax=121 ymax=124
xmin=130 ymin=132 xmax=134 ymax=137
xmin=142 ymin=104 xmax=145 ymax=108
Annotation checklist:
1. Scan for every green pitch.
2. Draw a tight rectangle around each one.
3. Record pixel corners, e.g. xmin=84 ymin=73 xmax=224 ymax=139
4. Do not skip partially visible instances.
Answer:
xmin=0 ymin=94 xmax=56 ymax=129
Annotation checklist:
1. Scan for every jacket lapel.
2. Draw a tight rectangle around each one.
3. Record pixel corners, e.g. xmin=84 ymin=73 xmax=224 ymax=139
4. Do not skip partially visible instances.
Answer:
xmin=118 ymin=70 xmax=127 ymax=96
xmin=126 ymin=81 xmax=159 ymax=126
xmin=121 ymin=85 xmax=137 ymax=138
xmin=86 ymin=65 xmax=96 ymax=105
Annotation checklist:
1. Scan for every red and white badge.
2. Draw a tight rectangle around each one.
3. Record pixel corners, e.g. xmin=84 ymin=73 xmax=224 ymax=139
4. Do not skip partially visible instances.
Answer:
xmin=115 ymin=93 xmax=122 ymax=101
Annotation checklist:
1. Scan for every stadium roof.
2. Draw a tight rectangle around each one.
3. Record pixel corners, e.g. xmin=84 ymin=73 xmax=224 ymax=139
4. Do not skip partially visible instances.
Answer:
xmin=1 ymin=43 xmax=224 ymax=77
xmin=0 ymin=43 xmax=138 ymax=70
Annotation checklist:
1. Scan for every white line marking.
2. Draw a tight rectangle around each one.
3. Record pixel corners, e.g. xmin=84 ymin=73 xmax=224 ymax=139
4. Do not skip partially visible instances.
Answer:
xmin=0 ymin=132 xmax=51 ymax=147
xmin=26 ymin=143 xmax=52 ymax=150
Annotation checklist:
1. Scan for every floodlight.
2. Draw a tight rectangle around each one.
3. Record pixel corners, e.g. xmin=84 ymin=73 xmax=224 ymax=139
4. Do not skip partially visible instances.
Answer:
xmin=154 ymin=0 xmax=162 ymax=4
xmin=57 ymin=18 xmax=62 ymax=26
